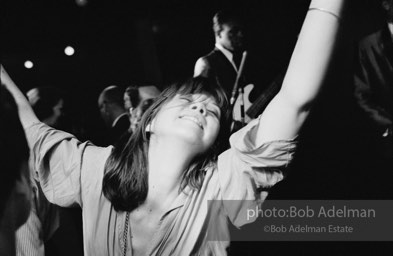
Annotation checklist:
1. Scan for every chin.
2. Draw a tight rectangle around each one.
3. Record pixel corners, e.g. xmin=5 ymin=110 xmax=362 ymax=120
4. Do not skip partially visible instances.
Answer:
xmin=168 ymin=127 xmax=207 ymax=149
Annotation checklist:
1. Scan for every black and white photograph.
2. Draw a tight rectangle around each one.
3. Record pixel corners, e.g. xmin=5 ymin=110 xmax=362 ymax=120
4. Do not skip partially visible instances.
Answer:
xmin=1 ymin=0 xmax=392 ymax=255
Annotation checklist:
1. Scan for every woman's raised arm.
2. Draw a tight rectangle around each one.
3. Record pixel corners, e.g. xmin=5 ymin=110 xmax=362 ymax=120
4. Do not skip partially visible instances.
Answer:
xmin=255 ymin=0 xmax=346 ymax=144
xmin=1 ymin=65 xmax=40 ymax=128
xmin=1 ymin=64 xmax=113 ymax=208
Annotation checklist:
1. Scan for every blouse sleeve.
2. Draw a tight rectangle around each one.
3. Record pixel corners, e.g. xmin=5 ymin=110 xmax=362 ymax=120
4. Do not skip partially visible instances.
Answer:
xmin=26 ymin=122 xmax=112 ymax=208
xmin=217 ymin=116 xmax=297 ymax=227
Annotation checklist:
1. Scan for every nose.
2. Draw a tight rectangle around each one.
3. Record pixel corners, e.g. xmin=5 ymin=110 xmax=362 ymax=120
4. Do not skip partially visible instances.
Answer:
xmin=190 ymin=102 xmax=206 ymax=115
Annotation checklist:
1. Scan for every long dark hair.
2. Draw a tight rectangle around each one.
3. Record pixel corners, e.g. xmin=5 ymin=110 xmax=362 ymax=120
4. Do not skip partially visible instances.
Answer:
xmin=102 ymin=77 xmax=230 ymax=212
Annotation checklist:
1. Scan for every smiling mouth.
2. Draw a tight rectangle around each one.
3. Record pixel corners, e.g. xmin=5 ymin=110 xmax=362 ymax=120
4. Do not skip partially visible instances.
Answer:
xmin=180 ymin=115 xmax=203 ymax=129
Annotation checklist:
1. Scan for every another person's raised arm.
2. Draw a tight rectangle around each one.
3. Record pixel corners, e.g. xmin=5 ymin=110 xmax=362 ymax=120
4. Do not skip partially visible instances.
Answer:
xmin=255 ymin=0 xmax=346 ymax=144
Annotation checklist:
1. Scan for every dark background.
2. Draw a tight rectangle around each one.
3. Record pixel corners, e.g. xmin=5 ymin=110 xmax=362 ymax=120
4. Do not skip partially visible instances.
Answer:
xmin=1 ymin=0 xmax=309 ymax=140
xmin=0 ymin=0 xmax=384 ymax=138
xmin=1 ymin=0 xmax=392 ymax=255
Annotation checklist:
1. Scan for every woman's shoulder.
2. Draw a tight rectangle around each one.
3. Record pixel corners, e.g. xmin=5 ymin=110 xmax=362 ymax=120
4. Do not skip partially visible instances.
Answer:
xmin=81 ymin=144 xmax=113 ymax=179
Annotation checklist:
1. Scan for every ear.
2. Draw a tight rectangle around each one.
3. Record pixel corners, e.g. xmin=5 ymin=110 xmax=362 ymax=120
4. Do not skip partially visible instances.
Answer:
xmin=145 ymin=123 xmax=152 ymax=132
xmin=145 ymin=118 xmax=155 ymax=132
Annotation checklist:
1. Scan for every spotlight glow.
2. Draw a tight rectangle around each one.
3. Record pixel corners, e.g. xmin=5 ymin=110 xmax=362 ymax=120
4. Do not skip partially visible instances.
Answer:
xmin=75 ymin=0 xmax=88 ymax=7
xmin=64 ymin=46 xmax=75 ymax=56
xmin=24 ymin=60 xmax=34 ymax=69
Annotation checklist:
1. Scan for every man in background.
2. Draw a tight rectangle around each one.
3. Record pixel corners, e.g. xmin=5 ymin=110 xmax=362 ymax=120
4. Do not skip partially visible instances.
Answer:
xmin=194 ymin=10 xmax=246 ymax=99
xmin=98 ymin=85 xmax=130 ymax=145
xmin=354 ymin=0 xmax=393 ymax=157
xmin=124 ymin=85 xmax=160 ymax=133
xmin=353 ymin=0 xmax=393 ymax=198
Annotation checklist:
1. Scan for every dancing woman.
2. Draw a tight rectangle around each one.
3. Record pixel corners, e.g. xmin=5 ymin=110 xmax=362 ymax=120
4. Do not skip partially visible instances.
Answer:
xmin=1 ymin=0 xmax=345 ymax=255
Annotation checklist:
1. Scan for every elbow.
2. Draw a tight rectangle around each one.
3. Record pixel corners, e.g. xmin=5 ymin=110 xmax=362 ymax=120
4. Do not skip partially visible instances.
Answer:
xmin=277 ymin=90 xmax=316 ymax=113
xmin=299 ymin=100 xmax=314 ymax=112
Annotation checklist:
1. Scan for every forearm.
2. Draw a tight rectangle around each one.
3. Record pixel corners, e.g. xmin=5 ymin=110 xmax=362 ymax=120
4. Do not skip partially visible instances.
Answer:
xmin=253 ymin=0 xmax=346 ymax=144
xmin=279 ymin=0 xmax=345 ymax=108
xmin=1 ymin=65 xmax=40 ymax=128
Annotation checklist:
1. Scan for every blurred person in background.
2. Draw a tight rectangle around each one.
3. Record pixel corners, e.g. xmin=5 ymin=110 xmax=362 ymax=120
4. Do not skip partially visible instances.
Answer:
xmin=26 ymin=88 xmax=64 ymax=129
xmin=124 ymin=85 xmax=160 ymax=133
xmin=0 ymin=84 xmax=31 ymax=256
xmin=18 ymin=87 xmax=84 ymax=256
xmin=98 ymin=85 xmax=130 ymax=145
xmin=16 ymin=87 xmax=64 ymax=256
xmin=353 ymin=0 xmax=393 ymax=198
xmin=354 ymin=0 xmax=393 ymax=154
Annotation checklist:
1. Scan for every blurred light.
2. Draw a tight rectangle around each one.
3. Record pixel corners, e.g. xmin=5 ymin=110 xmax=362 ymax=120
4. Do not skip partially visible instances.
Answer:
xmin=152 ymin=25 xmax=159 ymax=33
xmin=64 ymin=46 xmax=75 ymax=56
xmin=24 ymin=60 xmax=34 ymax=69
xmin=75 ymin=0 xmax=88 ymax=7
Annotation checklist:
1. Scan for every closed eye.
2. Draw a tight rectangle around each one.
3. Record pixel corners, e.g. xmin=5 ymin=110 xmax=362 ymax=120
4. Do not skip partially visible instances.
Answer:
xmin=207 ymin=109 xmax=220 ymax=119
xmin=179 ymin=96 xmax=192 ymax=102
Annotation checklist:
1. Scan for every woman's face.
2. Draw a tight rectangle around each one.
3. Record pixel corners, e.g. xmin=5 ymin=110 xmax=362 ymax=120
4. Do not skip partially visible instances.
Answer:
xmin=149 ymin=93 xmax=221 ymax=154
